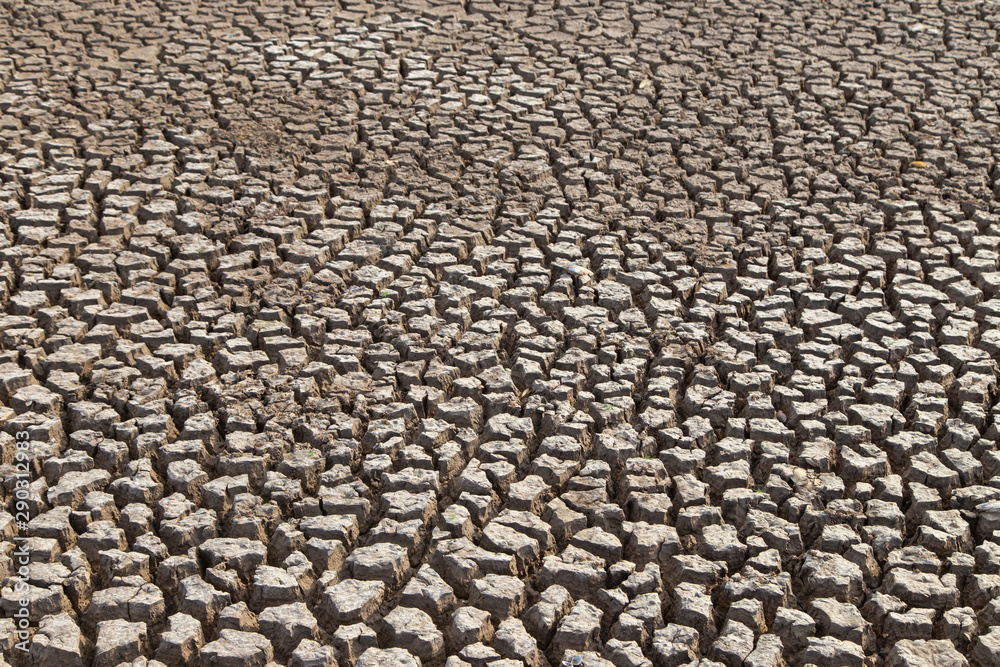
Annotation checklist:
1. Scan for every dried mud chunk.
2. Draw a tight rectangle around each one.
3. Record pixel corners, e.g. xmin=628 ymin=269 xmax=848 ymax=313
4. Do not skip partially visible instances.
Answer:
xmin=884 ymin=608 xmax=936 ymax=642
xmin=357 ymin=648 xmax=421 ymax=667
xmin=469 ymin=574 xmax=527 ymax=621
xmin=160 ymin=509 xmax=218 ymax=554
xmin=333 ymin=624 xmax=378 ymax=665
xmin=523 ymin=583 xmax=573 ymax=644
xmin=906 ymin=452 xmax=961 ymax=492
xmin=479 ymin=522 xmax=540 ymax=576
xmin=155 ymin=612 xmax=204 ymax=666
xmin=0 ymin=364 xmax=39 ymax=401
xmin=916 ymin=509 xmax=972 ymax=556
xmin=623 ymin=592 xmax=665 ymax=638
xmin=29 ymin=506 xmax=76 ymax=549
xmin=346 ymin=543 xmax=411 ymax=588
xmin=429 ymin=538 xmax=516 ymax=598
xmin=217 ymin=602 xmax=259 ymax=633
xmin=939 ymin=607 xmax=978 ymax=650
xmin=381 ymin=606 xmax=444 ymax=662
xmin=698 ymin=524 xmax=746 ymax=572
xmin=250 ymin=565 xmax=302 ymax=611
xmin=300 ymin=513 xmax=359 ymax=548
xmin=44 ymin=343 xmax=102 ymax=379
xmin=197 ymin=537 xmax=266 ymax=581
xmin=670 ymin=583 xmax=716 ymax=638
xmin=963 ymin=573 xmax=1000 ymax=611
xmin=745 ymin=634 xmax=784 ymax=667
xmin=884 ymin=569 xmax=959 ymax=609
xmin=448 ymin=606 xmax=494 ymax=650
xmin=709 ymin=620 xmax=755 ymax=667
xmin=809 ymin=597 xmax=874 ymax=651
xmin=87 ymin=582 xmax=165 ymax=628
xmin=494 ymin=618 xmax=544 ymax=667
xmin=93 ymin=619 xmax=148 ymax=667
xmin=258 ymin=602 xmax=320 ymax=662
xmin=885 ymin=639 xmax=968 ymax=667
xmin=47 ymin=469 xmax=112 ymax=509
xmin=604 ymin=638 xmax=652 ymax=667
xmin=665 ymin=554 xmax=727 ymax=589
xmin=109 ymin=462 xmax=164 ymax=506
xmin=800 ymin=551 xmax=865 ymax=603
xmin=380 ymin=490 xmax=437 ymax=524
xmin=802 ymin=636 xmax=866 ymax=667
xmin=178 ymin=575 xmax=230 ymax=628
xmin=97 ymin=549 xmax=151 ymax=587
xmin=536 ymin=549 xmax=607 ymax=602
xmin=317 ymin=579 xmax=385 ymax=628
xmin=651 ymin=624 xmax=699 ymax=667
xmin=972 ymin=628 xmax=1000 ymax=667
xmin=493 ymin=510 xmax=555 ymax=553
xmin=200 ymin=629 xmax=274 ymax=667
xmin=400 ymin=564 xmax=458 ymax=623
xmin=551 ymin=600 xmax=604 ymax=658
xmin=626 ymin=522 xmax=681 ymax=567
xmin=289 ymin=639 xmax=337 ymax=667
xmin=0 ymin=582 xmax=72 ymax=623
xmin=26 ymin=612 xmax=87 ymax=667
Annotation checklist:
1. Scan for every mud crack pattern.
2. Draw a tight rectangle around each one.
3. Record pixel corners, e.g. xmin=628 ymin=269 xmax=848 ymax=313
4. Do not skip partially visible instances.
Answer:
xmin=2 ymin=0 xmax=1000 ymax=666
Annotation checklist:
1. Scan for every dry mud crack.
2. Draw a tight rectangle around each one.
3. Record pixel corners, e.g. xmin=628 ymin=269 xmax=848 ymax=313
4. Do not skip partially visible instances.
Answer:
xmin=3 ymin=0 xmax=1000 ymax=666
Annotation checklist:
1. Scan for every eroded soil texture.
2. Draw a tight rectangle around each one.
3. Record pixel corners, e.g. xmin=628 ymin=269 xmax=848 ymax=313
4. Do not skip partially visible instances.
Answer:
xmin=3 ymin=0 xmax=1000 ymax=666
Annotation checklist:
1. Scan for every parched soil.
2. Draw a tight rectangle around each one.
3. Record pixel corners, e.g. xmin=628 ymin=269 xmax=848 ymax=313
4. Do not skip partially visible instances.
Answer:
xmin=2 ymin=0 xmax=1000 ymax=666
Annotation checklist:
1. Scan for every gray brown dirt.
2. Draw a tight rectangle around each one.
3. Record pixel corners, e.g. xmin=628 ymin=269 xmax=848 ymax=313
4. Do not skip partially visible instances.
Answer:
xmin=3 ymin=0 xmax=1000 ymax=666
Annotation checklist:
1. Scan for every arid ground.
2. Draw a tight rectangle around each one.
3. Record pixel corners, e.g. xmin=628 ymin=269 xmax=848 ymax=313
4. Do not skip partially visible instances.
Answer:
xmin=2 ymin=0 xmax=1000 ymax=666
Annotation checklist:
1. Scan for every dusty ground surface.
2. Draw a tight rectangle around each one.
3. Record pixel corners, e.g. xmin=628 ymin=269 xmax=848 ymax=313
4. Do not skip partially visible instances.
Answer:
xmin=2 ymin=0 xmax=1000 ymax=666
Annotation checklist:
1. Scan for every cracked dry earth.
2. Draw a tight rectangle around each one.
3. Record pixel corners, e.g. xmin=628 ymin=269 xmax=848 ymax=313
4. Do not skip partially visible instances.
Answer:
xmin=8 ymin=1 xmax=1000 ymax=667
